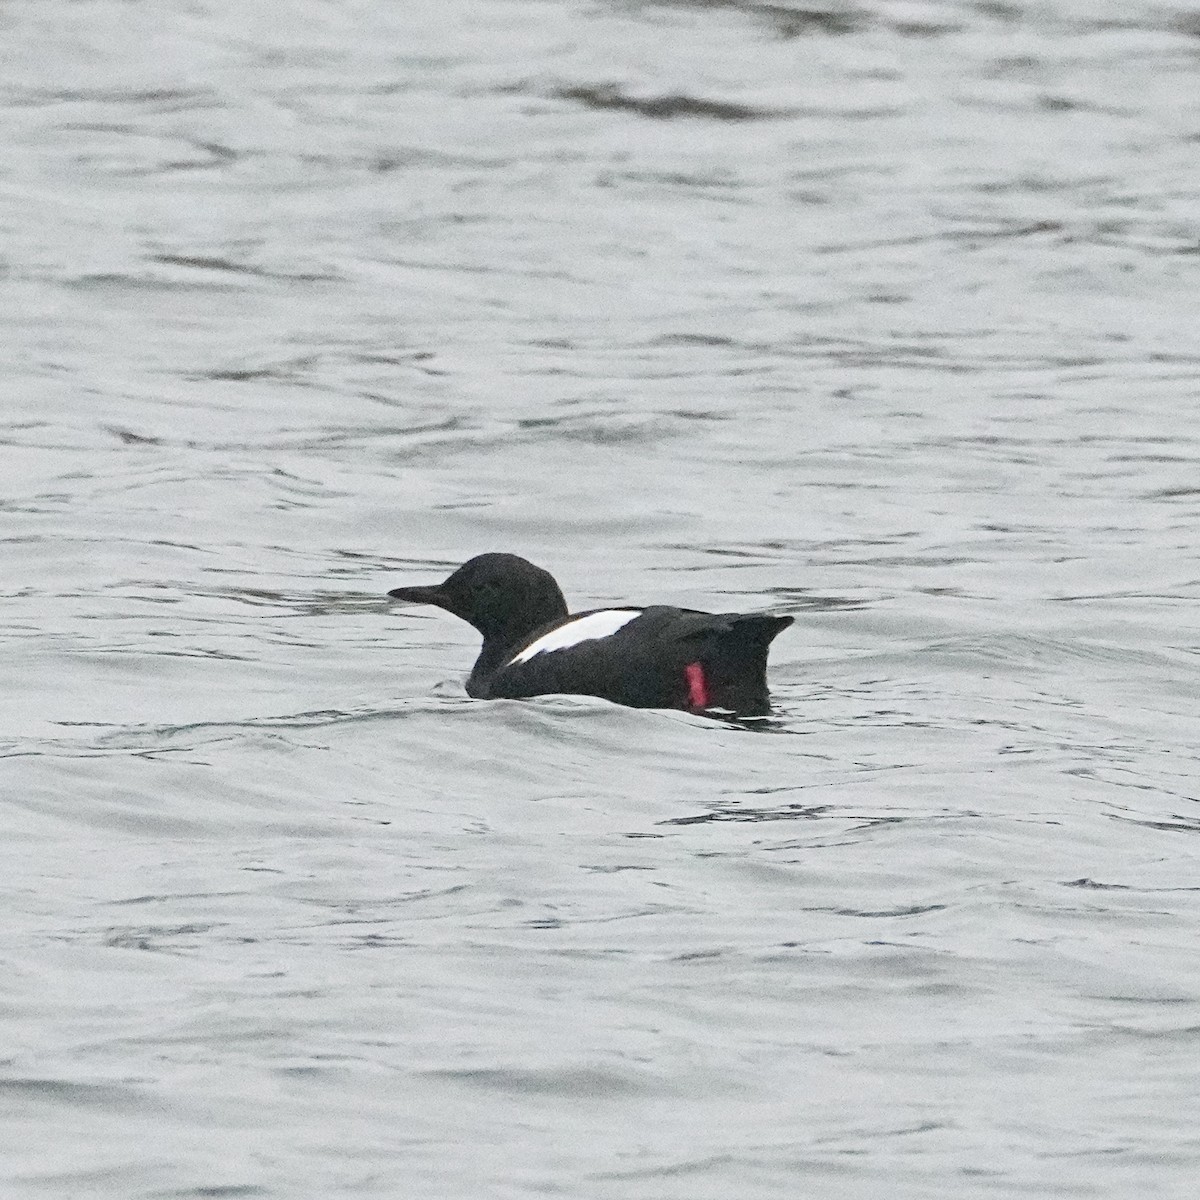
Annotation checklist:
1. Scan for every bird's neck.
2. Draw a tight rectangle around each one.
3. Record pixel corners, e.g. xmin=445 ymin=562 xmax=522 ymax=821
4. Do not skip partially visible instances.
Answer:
xmin=466 ymin=636 xmax=519 ymax=696
xmin=466 ymin=608 xmax=566 ymax=697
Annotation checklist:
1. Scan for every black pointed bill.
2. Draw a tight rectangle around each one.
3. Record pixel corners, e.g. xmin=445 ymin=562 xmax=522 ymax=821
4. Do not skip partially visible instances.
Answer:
xmin=387 ymin=583 xmax=451 ymax=608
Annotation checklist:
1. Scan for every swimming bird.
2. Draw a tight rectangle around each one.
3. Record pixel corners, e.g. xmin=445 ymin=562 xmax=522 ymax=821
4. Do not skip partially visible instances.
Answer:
xmin=387 ymin=553 xmax=792 ymax=717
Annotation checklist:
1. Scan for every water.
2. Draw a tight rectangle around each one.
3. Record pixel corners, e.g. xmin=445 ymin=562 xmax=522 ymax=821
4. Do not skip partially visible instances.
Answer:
xmin=4 ymin=1 xmax=1200 ymax=1195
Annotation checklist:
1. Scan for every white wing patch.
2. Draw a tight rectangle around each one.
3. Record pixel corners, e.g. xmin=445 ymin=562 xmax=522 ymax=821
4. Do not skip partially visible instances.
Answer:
xmin=509 ymin=609 xmax=642 ymax=665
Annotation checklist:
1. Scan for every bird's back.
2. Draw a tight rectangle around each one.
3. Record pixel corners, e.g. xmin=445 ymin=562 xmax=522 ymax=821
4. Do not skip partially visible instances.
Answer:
xmin=481 ymin=606 xmax=792 ymax=716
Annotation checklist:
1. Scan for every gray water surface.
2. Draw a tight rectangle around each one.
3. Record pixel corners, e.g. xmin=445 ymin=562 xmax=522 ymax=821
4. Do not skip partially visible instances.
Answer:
xmin=4 ymin=1 xmax=1200 ymax=1196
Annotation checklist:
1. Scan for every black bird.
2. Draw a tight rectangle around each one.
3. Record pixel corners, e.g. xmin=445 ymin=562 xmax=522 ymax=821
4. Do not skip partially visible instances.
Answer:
xmin=387 ymin=553 xmax=792 ymax=717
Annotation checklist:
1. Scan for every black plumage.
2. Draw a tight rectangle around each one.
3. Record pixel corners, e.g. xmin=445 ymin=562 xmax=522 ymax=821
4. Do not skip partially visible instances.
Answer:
xmin=388 ymin=553 xmax=791 ymax=717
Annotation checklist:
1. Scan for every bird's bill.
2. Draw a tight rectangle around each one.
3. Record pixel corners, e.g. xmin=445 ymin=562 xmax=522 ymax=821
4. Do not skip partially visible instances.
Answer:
xmin=387 ymin=583 xmax=450 ymax=608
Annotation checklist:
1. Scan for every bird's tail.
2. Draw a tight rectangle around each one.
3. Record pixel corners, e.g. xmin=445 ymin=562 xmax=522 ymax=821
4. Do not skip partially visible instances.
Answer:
xmin=685 ymin=614 xmax=793 ymax=716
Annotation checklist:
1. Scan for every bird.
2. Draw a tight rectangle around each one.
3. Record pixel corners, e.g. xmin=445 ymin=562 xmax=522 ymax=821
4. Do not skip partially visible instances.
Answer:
xmin=387 ymin=553 xmax=792 ymax=717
